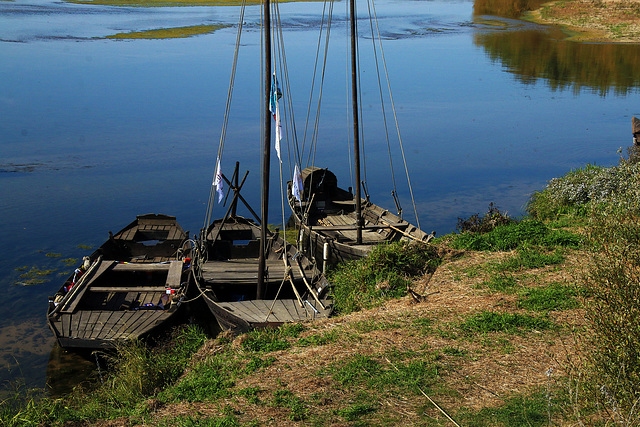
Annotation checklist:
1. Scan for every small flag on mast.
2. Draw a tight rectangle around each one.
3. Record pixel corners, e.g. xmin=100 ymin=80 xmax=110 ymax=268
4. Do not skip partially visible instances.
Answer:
xmin=293 ymin=164 xmax=303 ymax=203
xmin=213 ymin=157 xmax=224 ymax=203
xmin=270 ymin=73 xmax=283 ymax=161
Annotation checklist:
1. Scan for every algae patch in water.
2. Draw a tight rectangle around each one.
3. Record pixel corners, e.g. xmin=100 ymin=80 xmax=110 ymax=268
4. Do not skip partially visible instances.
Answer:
xmin=15 ymin=267 xmax=58 ymax=286
xmin=103 ymin=24 xmax=229 ymax=40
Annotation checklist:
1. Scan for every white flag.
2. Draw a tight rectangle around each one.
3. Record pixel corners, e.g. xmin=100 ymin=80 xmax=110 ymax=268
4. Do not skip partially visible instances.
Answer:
xmin=270 ymin=73 xmax=283 ymax=162
xmin=293 ymin=164 xmax=303 ymax=203
xmin=213 ymin=157 xmax=224 ymax=203
xmin=275 ymin=99 xmax=282 ymax=161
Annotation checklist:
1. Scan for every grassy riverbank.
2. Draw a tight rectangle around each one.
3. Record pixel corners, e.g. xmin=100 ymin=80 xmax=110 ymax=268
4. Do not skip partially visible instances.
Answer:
xmin=526 ymin=0 xmax=640 ymax=42
xmin=3 ymin=149 xmax=640 ymax=425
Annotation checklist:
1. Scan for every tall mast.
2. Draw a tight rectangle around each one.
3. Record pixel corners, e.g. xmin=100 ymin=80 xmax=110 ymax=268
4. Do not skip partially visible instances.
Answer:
xmin=350 ymin=0 xmax=363 ymax=244
xmin=257 ymin=0 xmax=272 ymax=299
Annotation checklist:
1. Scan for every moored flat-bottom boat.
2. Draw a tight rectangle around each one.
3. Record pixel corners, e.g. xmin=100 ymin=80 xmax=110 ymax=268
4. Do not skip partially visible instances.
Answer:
xmin=288 ymin=167 xmax=434 ymax=267
xmin=195 ymin=215 xmax=332 ymax=334
xmin=47 ymin=214 xmax=191 ymax=349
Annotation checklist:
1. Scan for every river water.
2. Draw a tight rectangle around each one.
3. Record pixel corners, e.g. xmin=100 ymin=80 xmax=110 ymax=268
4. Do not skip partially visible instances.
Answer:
xmin=1 ymin=0 xmax=639 ymax=394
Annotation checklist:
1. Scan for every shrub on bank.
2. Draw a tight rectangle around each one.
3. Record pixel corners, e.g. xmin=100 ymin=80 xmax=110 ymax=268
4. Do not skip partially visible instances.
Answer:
xmin=577 ymin=162 xmax=640 ymax=423
xmin=527 ymin=161 xmax=640 ymax=220
xmin=528 ymin=156 xmax=640 ymax=423
xmin=329 ymin=241 xmax=441 ymax=314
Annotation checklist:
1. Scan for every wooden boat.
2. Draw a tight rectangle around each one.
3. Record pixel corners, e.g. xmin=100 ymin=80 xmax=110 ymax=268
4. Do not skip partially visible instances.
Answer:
xmin=288 ymin=167 xmax=434 ymax=267
xmin=286 ymin=0 xmax=434 ymax=268
xmin=47 ymin=214 xmax=192 ymax=349
xmin=191 ymin=0 xmax=337 ymax=333
xmin=195 ymin=213 xmax=332 ymax=333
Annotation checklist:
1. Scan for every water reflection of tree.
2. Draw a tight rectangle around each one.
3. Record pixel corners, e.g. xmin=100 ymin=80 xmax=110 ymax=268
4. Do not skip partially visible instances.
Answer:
xmin=474 ymin=29 xmax=640 ymax=96
xmin=474 ymin=0 xmax=545 ymax=19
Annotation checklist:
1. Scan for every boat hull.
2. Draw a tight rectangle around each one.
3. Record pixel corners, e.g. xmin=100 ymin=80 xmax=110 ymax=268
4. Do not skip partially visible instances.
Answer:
xmin=195 ymin=215 xmax=333 ymax=333
xmin=287 ymin=168 xmax=434 ymax=268
xmin=46 ymin=214 xmax=191 ymax=349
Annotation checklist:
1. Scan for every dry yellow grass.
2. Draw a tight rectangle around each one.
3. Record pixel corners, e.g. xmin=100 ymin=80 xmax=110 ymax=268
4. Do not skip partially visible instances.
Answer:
xmin=82 ymin=247 xmax=589 ymax=425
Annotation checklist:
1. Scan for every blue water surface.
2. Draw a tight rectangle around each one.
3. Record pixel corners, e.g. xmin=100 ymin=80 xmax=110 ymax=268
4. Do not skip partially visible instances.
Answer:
xmin=1 ymin=0 xmax=638 ymax=391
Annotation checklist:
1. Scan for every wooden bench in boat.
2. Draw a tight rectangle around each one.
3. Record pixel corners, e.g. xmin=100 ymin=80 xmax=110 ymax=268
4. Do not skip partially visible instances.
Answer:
xmin=308 ymin=222 xmax=407 ymax=232
xmin=88 ymin=286 xmax=170 ymax=293
xmin=200 ymin=259 xmax=311 ymax=286
xmin=59 ymin=261 xmax=183 ymax=314
xmin=115 ymin=220 xmax=184 ymax=241
xmin=216 ymin=298 xmax=330 ymax=324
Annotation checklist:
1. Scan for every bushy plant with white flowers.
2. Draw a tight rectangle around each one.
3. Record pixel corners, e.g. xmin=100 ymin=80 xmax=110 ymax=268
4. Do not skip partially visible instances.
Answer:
xmin=527 ymin=162 xmax=640 ymax=219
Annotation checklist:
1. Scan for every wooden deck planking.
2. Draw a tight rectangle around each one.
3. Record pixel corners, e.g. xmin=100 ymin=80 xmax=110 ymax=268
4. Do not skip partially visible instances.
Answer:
xmin=89 ymin=286 xmax=168 ymax=293
xmin=112 ymin=262 xmax=172 ymax=272
xmin=89 ymin=311 xmax=116 ymax=340
xmin=219 ymin=298 xmax=319 ymax=324
xmin=201 ymin=259 xmax=290 ymax=285
xmin=113 ymin=310 xmax=153 ymax=340
xmin=108 ymin=311 xmax=139 ymax=340
xmin=76 ymin=310 xmax=94 ymax=339
xmin=273 ymin=299 xmax=303 ymax=322
xmin=69 ymin=310 xmax=84 ymax=338
xmin=168 ymin=227 xmax=181 ymax=240
xmin=232 ymin=301 xmax=267 ymax=323
xmin=255 ymin=299 xmax=291 ymax=323
xmin=286 ymin=298 xmax=306 ymax=320
xmin=113 ymin=311 xmax=151 ymax=340
xmin=166 ymin=261 xmax=183 ymax=286
xmin=61 ymin=314 xmax=72 ymax=337
xmin=117 ymin=227 xmax=136 ymax=241
xmin=104 ymin=311 xmax=144 ymax=340
xmin=129 ymin=311 xmax=166 ymax=338
xmin=139 ymin=292 xmax=160 ymax=306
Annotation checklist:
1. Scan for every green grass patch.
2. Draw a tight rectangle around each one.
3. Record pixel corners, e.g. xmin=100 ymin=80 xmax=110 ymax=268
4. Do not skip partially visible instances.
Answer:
xmin=517 ymin=283 xmax=579 ymax=312
xmin=296 ymin=329 xmax=338 ymax=347
xmin=476 ymin=274 xmax=520 ymax=293
xmin=330 ymin=352 xmax=441 ymax=396
xmin=450 ymin=220 xmax=581 ymax=252
xmin=460 ymin=311 xmax=554 ymax=334
xmin=457 ymin=389 xmax=554 ymax=426
xmin=45 ymin=252 xmax=62 ymax=258
xmin=441 ymin=346 xmax=468 ymax=357
xmin=335 ymin=402 xmax=378 ymax=421
xmin=237 ymin=386 xmax=262 ymax=405
xmin=165 ymin=362 xmax=235 ymax=402
xmin=154 ymin=413 xmax=240 ymax=427
xmin=329 ymin=242 xmax=441 ymax=314
xmin=271 ymin=389 xmax=309 ymax=421
xmin=413 ymin=316 xmax=434 ymax=330
xmin=241 ymin=323 xmax=304 ymax=353
xmin=104 ymin=24 xmax=229 ymax=40
xmin=77 ymin=244 xmax=93 ymax=250
xmin=493 ymin=248 xmax=566 ymax=272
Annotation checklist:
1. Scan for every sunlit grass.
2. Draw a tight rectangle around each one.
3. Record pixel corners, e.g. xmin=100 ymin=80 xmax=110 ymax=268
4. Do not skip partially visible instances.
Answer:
xmin=104 ymin=24 xmax=228 ymax=40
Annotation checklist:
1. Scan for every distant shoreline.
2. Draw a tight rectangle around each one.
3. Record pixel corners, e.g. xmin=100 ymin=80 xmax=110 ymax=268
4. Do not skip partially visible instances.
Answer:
xmin=524 ymin=0 xmax=640 ymax=43
xmin=61 ymin=0 xmax=640 ymax=42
